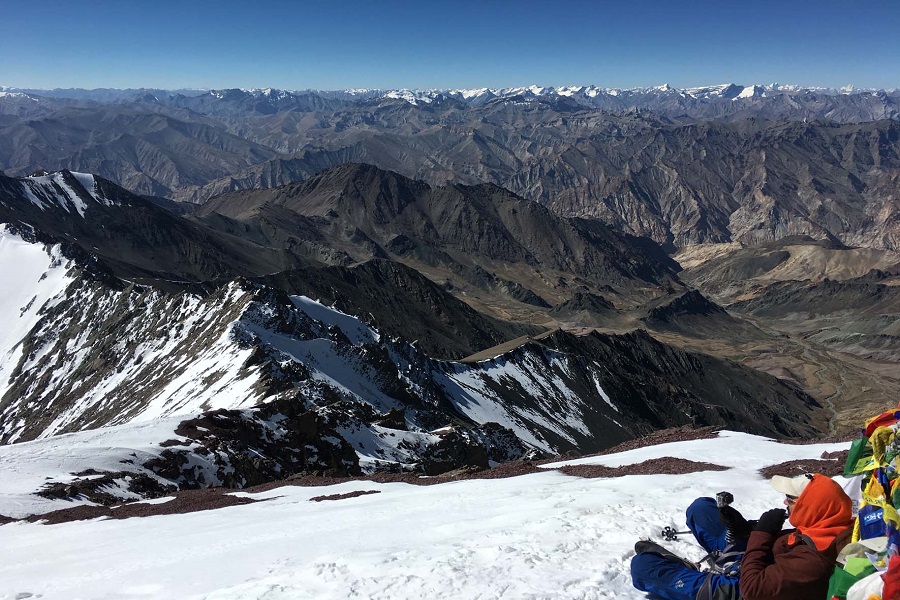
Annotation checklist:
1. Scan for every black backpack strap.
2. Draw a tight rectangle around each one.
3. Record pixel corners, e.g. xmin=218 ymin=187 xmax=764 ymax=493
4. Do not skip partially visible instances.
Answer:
xmin=696 ymin=573 xmax=740 ymax=600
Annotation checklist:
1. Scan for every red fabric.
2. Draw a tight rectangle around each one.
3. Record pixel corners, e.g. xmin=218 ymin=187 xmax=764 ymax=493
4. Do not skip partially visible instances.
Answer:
xmin=864 ymin=410 xmax=900 ymax=437
xmin=883 ymin=555 xmax=900 ymax=600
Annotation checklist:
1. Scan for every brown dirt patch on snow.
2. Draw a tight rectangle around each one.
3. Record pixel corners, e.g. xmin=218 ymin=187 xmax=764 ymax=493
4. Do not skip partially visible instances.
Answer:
xmin=759 ymin=450 xmax=849 ymax=479
xmin=585 ymin=426 xmax=722 ymax=458
xmin=560 ymin=457 xmax=728 ymax=479
xmin=310 ymin=490 xmax=381 ymax=502
xmin=779 ymin=434 xmax=858 ymax=445
xmin=26 ymin=488 xmax=259 ymax=525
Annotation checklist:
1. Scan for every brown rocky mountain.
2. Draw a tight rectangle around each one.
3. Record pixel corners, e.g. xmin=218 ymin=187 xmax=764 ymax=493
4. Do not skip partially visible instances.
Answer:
xmin=192 ymin=163 xmax=685 ymax=311
xmin=256 ymin=260 xmax=540 ymax=360
xmin=179 ymin=111 xmax=900 ymax=256
xmin=0 ymin=169 xmax=298 ymax=285
xmin=0 ymin=168 xmax=825 ymax=479
xmin=3 ymin=86 xmax=899 ymax=507
xmin=187 ymin=115 xmax=898 ymax=253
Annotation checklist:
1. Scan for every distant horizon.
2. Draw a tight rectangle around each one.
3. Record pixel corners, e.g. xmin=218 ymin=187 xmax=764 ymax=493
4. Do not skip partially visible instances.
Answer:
xmin=2 ymin=82 xmax=897 ymax=94
xmin=1 ymin=0 xmax=896 ymax=91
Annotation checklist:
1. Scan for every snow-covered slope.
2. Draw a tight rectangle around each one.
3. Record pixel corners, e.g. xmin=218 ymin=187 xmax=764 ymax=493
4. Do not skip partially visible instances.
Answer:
xmin=0 ymin=226 xmax=75 ymax=405
xmin=0 ymin=415 xmax=189 ymax=518
xmin=0 ymin=229 xmax=625 ymax=454
xmin=18 ymin=171 xmax=116 ymax=218
xmin=0 ymin=275 xmax=265 ymax=443
xmin=0 ymin=431 xmax=853 ymax=600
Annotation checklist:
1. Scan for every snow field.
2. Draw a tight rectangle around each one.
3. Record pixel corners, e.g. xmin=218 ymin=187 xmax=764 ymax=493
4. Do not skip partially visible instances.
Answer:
xmin=0 ymin=432 xmax=850 ymax=599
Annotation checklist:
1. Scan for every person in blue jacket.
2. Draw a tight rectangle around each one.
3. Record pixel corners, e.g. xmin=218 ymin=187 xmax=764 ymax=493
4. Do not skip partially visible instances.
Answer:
xmin=630 ymin=494 xmax=746 ymax=600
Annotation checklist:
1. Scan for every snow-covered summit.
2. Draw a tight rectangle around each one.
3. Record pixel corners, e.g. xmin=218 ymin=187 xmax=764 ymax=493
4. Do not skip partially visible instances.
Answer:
xmin=3 ymin=83 xmax=894 ymax=113
xmin=18 ymin=170 xmax=117 ymax=218
xmin=0 ymin=91 xmax=33 ymax=99
xmin=382 ymin=88 xmax=439 ymax=105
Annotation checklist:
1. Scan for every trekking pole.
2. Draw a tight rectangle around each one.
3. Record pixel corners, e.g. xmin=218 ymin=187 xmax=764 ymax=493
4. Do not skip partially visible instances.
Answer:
xmin=661 ymin=526 xmax=691 ymax=541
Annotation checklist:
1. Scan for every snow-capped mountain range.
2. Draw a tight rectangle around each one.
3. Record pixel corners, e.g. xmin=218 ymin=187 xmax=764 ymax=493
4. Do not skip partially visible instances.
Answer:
xmin=4 ymin=82 xmax=895 ymax=106
xmin=376 ymin=82 xmax=891 ymax=105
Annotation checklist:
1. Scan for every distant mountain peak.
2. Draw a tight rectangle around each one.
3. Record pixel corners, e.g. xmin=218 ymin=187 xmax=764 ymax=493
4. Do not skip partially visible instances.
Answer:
xmin=15 ymin=170 xmax=118 ymax=217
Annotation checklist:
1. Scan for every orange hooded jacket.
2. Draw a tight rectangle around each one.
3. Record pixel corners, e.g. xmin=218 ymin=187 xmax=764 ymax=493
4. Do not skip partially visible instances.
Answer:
xmin=739 ymin=474 xmax=853 ymax=600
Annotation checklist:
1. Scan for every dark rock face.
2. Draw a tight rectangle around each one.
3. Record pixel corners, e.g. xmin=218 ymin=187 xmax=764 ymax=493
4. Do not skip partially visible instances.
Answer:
xmin=645 ymin=290 xmax=727 ymax=322
xmin=0 ymin=170 xmax=298 ymax=284
xmin=194 ymin=163 xmax=684 ymax=307
xmin=638 ymin=290 xmax=769 ymax=341
xmin=258 ymin=260 xmax=539 ymax=360
xmin=553 ymin=290 xmax=615 ymax=313
xmin=145 ymin=398 xmax=363 ymax=487
xmin=548 ymin=290 xmax=618 ymax=327
xmin=540 ymin=329 xmax=820 ymax=440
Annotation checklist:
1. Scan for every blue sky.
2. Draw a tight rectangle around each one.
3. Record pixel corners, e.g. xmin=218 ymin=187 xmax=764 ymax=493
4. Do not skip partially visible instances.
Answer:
xmin=1 ymin=0 xmax=897 ymax=90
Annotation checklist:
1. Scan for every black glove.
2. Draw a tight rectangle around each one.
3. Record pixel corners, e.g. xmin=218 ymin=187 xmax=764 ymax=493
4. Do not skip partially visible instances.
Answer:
xmin=719 ymin=505 xmax=753 ymax=541
xmin=755 ymin=508 xmax=787 ymax=535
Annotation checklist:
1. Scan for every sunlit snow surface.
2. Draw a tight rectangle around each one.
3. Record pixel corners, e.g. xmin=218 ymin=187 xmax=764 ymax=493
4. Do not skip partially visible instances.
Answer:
xmin=0 ymin=431 xmax=852 ymax=600
xmin=0 ymin=226 xmax=74 ymax=402
xmin=0 ymin=416 xmax=188 ymax=518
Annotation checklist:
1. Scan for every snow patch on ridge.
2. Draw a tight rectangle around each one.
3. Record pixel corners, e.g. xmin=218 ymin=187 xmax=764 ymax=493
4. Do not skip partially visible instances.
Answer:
xmin=18 ymin=171 xmax=114 ymax=217
xmin=0 ymin=227 xmax=74 ymax=402
xmin=434 ymin=350 xmax=594 ymax=453
xmin=337 ymin=422 xmax=440 ymax=473
xmin=290 ymin=295 xmax=380 ymax=345
xmin=241 ymin=322 xmax=401 ymax=413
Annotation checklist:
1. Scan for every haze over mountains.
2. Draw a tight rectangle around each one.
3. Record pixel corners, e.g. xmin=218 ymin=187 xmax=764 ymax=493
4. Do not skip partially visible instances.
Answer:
xmin=2 ymin=84 xmax=899 ymax=252
xmin=0 ymin=82 xmax=898 ymax=517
